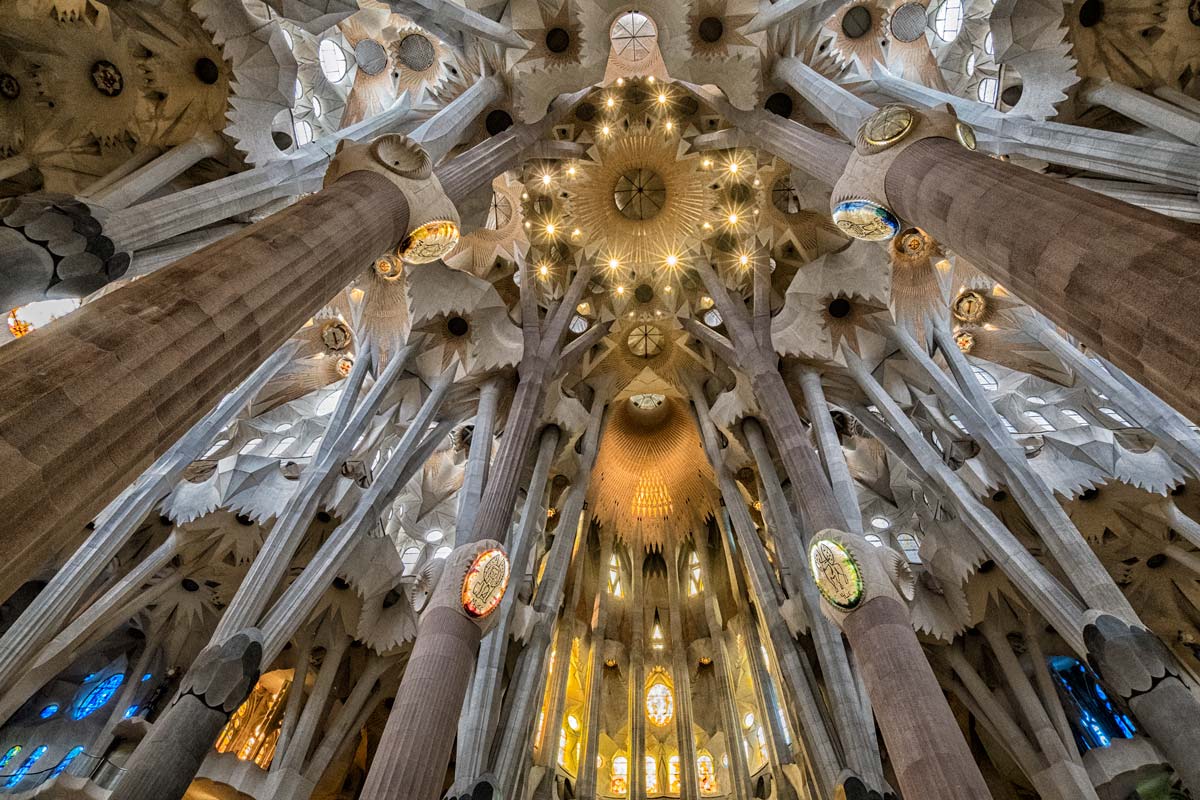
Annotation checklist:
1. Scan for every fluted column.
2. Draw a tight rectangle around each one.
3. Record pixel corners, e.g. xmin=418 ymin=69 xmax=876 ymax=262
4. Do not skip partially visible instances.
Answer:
xmin=629 ymin=555 xmax=647 ymax=800
xmin=577 ymin=534 xmax=616 ymax=798
xmin=666 ymin=550 xmax=700 ymax=799
xmin=455 ymin=376 xmax=504 ymax=537
xmin=796 ymin=370 xmax=863 ymax=534
xmin=0 ymin=170 xmax=410 ymax=597
xmin=88 ymin=131 xmax=226 ymax=210
xmin=881 ymin=135 xmax=1200 ymax=423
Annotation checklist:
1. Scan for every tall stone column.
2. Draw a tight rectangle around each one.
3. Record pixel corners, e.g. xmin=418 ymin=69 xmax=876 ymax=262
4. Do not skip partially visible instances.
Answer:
xmin=666 ymin=549 xmax=700 ymax=799
xmin=455 ymin=376 xmax=504 ymax=537
xmin=110 ymin=632 xmax=264 ymax=800
xmin=577 ymin=535 xmax=616 ymax=798
xmin=832 ymin=104 xmax=1200 ymax=423
xmin=1079 ymin=79 xmax=1200 ymax=146
xmin=796 ymin=369 xmax=863 ymax=534
xmin=739 ymin=609 xmax=799 ymax=797
xmin=629 ymin=554 xmax=647 ymax=800
xmin=0 ymin=132 xmax=459 ymax=598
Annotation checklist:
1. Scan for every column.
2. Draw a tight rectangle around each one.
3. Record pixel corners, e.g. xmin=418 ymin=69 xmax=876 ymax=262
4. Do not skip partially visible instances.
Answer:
xmin=629 ymin=555 xmax=647 ymax=800
xmin=739 ymin=610 xmax=798 ymax=796
xmin=1079 ymin=79 xmax=1200 ymax=146
xmin=692 ymin=541 xmax=752 ymax=800
xmin=577 ymin=535 xmax=616 ymax=798
xmin=879 ymin=134 xmax=1200 ymax=423
xmin=88 ymin=131 xmax=226 ymax=210
xmin=455 ymin=377 xmax=504 ymax=537
xmin=0 ymin=165 xmax=413 ymax=596
xmin=796 ymin=369 xmax=863 ymax=534
xmin=666 ymin=548 xmax=700 ymax=799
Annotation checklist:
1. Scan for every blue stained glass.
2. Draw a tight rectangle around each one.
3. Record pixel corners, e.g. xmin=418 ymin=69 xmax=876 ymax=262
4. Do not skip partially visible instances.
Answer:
xmin=123 ymin=705 xmax=139 ymax=719
xmin=1048 ymin=656 xmax=1136 ymax=751
xmin=39 ymin=704 xmax=59 ymax=719
xmin=72 ymin=674 xmax=124 ymax=720
xmin=141 ymin=673 xmax=153 ymax=682
xmin=4 ymin=745 xmax=47 ymax=787
xmin=0 ymin=746 xmax=21 ymax=771
xmin=49 ymin=746 xmax=84 ymax=779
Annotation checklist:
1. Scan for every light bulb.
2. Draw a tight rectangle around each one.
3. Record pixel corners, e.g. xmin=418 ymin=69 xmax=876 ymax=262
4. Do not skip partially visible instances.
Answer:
xmin=616 ymin=285 xmax=625 ymax=295
xmin=665 ymin=254 xmax=678 ymax=267
xmin=657 ymin=93 xmax=667 ymax=104
xmin=542 ymin=173 xmax=552 ymax=185
xmin=739 ymin=254 xmax=749 ymax=266
xmin=606 ymin=96 xmax=615 ymax=108
xmin=728 ymin=213 xmax=738 ymax=224
xmin=609 ymin=258 xmax=620 ymax=270
xmin=728 ymin=162 xmax=739 ymax=173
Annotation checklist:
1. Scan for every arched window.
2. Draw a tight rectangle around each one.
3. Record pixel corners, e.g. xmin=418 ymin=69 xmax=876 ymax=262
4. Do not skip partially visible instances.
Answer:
xmin=270 ymin=437 xmax=297 ymax=457
xmin=1061 ymin=408 xmax=1088 ymax=427
xmin=646 ymin=680 xmax=674 ymax=726
xmin=50 ymin=746 xmax=85 ymax=779
xmin=933 ymin=0 xmax=964 ymax=40
xmin=999 ymin=416 xmax=1019 ymax=435
xmin=318 ymin=39 xmax=348 ymax=82
xmin=316 ymin=391 xmax=341 ymax=416
xmin=301 ymin=437 xmax=322 ymax=458
xmin=294 ymin=119 xmax=315 ymax=146
xmin=238 ymin=437 xmax=263 ymax=455
xmin=645 ymin=755 xmax=659 ymax=793
xmin=948 ymin=413 xmax=969 ymax=433
xmin=971 ymin=365 xmax=997 ymax=390
xmin=311 ymin=95 xmax=323 ymax=118
xmin=755 ymin=726 xmax=769 ymax=762
xmin=203 ymin=439 xmax=228 ymax=459
xmin=0 ymin=746 xmax=21 ymax=771
xmin=608 ymin=554 xmax=623 ymax=597
xmin=870 ymin=515 xmax=891 ymax=530
xmin=433 ymin=546 xmax=453 ymax=559
xmin=688 ymin=551 xmax=703 ymax=596
xmin=984 ymin=30 xmax=995 ymax=54
xmin=73 ymin=674 xmax=124 ymax=720
xmin=611 ymin=11 xmax=657 ymax=61
xmin=4 ymin=745 xmax=47 ymax=788
xmin=569 ymin=314 xmax=589 ymax=334
xmin=1099 ymin=407 xmax=1133 ymax=427
xmin=557 ymin=728 xmax=568 ymax=766
xmin=864 ymin=533 xmax=884 ymax=547
xmin=1023 ymin=411 xmax=1054 ymax=432
xmin=400 ymin=546 xmax=421 ymax=575
xmin=1027 ymin=395 xmax=1046 ymax=405
xmin=667 ymin=754 xmax=681 ymax=792
xmin=965 ymin=52 xmax=976 ymax=75
xmin=123 ymin=705 xmax=140 ymax=719
xmin=896 ymin=533 xmax=922 ymax=563
xmin=977 ymin=77 xmax=999 ymax=104
xmin=611 ymin=754 xmax=629 ymax=796
xmin=293 ymin=78 xmax=303 ymax=101
xmin=697 ymin=751 xmax=719 ymax=795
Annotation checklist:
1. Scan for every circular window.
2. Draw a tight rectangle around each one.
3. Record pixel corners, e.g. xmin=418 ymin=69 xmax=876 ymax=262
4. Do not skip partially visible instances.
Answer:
xmin=771 ymin=176 xmax=801 ymax=213
xmin=628 ymin=324 xmax=664 ymax=357
xmin=764 ymin=92 xmax=794 ymax=118
xmin=311 ymin=94 xmax=323 ymax=117
xmin=842 ymin=6 xmax=873 ymax=38
xmin=1078 ymin=0 xmax=1105 ymax=26
xmin=319 ymin=40 xmax=348 ymax=82
xmin=354 ymin=39 xmax=388 ymax=76
xmin=446 ymin=316 xmax=469 ymax=337
xmin=294 ymin=119 xmax=314 ymax=146
xmin=698 ymin=17 xmax=724 ymax=42
xmin=486 ymin=192 xmax=513 ymax=229
xmin=39 ymin=704 xmax=59 ymax=719
xmin=485 ymin=109 xmax=513 ymax=136
xmin=194 ymin=57 xmax=220 ymax=85
xmin=397 ymin=33 xmax=435 ymax=71
xmin=889 ymin=3 xmax=928 ymax=41
xmin=703 ymin=308 xmax=723 ymax=327
xmin=827 ymin=298 xmax=851 ymax=318
xmin=614 ymin=169 xmax=667 ymax=221
xmin=611 ymin=11 xmax=658 ymax=60
xmin=546 ymin=27 xmax=572 ymax=53
xmin=1001 ymin=84 xmax=1023 ymax=106
xmin=631 ymin=393 xmax=665 ymax=409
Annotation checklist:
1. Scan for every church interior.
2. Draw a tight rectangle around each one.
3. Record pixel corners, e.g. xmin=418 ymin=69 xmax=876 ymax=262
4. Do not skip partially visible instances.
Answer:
xmin=2 ymin=0 xmax=1200 ymax=798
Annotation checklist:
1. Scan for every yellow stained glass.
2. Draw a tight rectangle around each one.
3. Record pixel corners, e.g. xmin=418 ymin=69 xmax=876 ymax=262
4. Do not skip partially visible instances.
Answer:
xmin=646 ymin=680 xmax=674 ymax=726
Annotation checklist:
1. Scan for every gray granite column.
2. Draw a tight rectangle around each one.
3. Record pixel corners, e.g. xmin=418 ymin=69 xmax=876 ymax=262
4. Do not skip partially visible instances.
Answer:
xmin=577 ymin=534 xmax=616 ymax=798
xmin=666 ymin=547 xmax=700 ymax=799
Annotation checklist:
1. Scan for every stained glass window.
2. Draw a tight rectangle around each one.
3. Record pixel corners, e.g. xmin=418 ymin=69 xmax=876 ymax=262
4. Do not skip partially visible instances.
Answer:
xmin=611 ymin=12 xmax=657 ymax=60
xmin=896 ymin=533 xmax=922 ymax=563
xmin=1023 ymin=411 xmax=1054 ymax=432
xmin=688 ymin=551 xmax=703 ymax=596
xmin=645 ymin=755 xmax=659 ymax=793
xmin=933 ymin=0 xmax=963 ymax=40
xmin=756 ymin=726 xmax=769 ymax=763
xmin=39 ymin=704 xmax=58 ymax=719
xmin=971 ymin=365 xmax=997 ymax=390
xmin=4 ymin=745 xmax=46 ymax=788
xmin=667 ymin=754 xmax=681 ymax=792
xmin=1049 ymin=656 xmax=1136 ymax=750
xmin=318 ymin=39 xmax=348 ymax=82
xmin=697 ymin=752 xmax=719 ymax=795
xmin=977 ymin=77 xmax=999 ymax=105
xmin=646 ymin=680 xmax=674 ymax=726
xmin=73 ymin=674 xmax=124 ymax=720
xmin=611 ymin=754 xmax=629 ymax=796
xmin=50 ymin=746 xmax=84 ymax=779
xmin=124 ymin=705 xmax=140 ymax=719
xmin=0 ymin=746 xmax=20 ymax=771
xmin=608 ymin=554 xmax=623 ymax=597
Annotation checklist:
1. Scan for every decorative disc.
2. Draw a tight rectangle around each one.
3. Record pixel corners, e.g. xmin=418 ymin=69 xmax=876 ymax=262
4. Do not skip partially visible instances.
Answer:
xmin=320 ymin=320 xmax=352 ymax=351
xmin=856 ymin=104 xmax=916 ymax=153
xmin=954 ymin=330 xmax=976 ymax=353
xmin=0 ymin=74 xmax=19 ymax=100
xmin=809 ymin=539 xmax=864 ymax=610
xmin=91 ymin=60 xmax=124 ymax=97
xmin=398 ymin=220 xmax=460 ymax=264
xmin=951 ymin=289 xmax=988 ymax=323
xmin=462 ymin=548 xmax=510 ymax=618
xmin=955 ymin=121 xmax=977 ymax=151
xmin=832 ymin=199 xmax=900 ymax=241
xmin=374 ymin=254 xmax=403 ymax=280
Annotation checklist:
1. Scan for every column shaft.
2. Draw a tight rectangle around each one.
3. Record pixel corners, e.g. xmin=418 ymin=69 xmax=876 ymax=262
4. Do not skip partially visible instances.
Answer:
xmin=577 ymin=536 xmax=615 ymax=798
xmin=0 ymin=171 xmax=409 ymax=595
xmin=883 ymin=136 xmax=1200 ymax=423
xmin=666 ymin=551 xmax=700 ymax=799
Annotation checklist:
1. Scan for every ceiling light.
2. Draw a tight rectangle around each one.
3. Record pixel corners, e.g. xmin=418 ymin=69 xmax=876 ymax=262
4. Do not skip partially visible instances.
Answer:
xmin=728 ymin=213 xmax=738 ymax=224
xmin=665 ymin=254 xmax=678 ymax=267
xmin=739 ymin=254 xmax=749 ymax=266
xmin=567 ymin=165 xmax=577 ymax=176
xmin=545 ymin=223 xmax=556 ymax=235
xmin=702 ymin=158 xmax=713 ymax=168
xmin=728 ymin=162 xmax=738 ymax=173
xmin=539 ymin=264 xmax=550 ymax=277
xmin=602 ymin=124 xmax=611 ymax=135
xmin=617 ymin=77 xmax=625 ymax=86
xmin=541 ymin=173 xmax=552 ymax=185
xmin=664 ymin=120 xmax=673 ymax=131
xmin=616 ymin=286 xmax=625 ymax=295
xmin=606 ymin=96 xmax=615 ymax=108
xmin=608 ymin=258 xmax=620 ymax=270
xmin=657 ymin=92 xmax=667 ymax=104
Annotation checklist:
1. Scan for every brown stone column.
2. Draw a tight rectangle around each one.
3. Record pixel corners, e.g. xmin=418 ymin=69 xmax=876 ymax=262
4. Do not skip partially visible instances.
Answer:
xmin=0 ymin=170 xmax=409 ymax=598
xmin=843 ymin=596 xmax=991 ymax=799
xmin=884 ymin=136 xmax=1200 ymax=423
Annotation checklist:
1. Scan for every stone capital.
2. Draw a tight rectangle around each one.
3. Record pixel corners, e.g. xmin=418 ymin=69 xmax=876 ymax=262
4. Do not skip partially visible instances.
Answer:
xmin=809 ymin=528 xmax=916 ymax=628
xmin=829 ymin=104 xmax=975 ymax=242
xmin=323 ymin=134 xmax=461 ymax=265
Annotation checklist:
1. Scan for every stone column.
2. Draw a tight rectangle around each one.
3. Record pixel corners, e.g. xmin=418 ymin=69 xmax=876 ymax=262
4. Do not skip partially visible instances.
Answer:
xmin=0 ymin=343 xmax=293 ymax=680
xmin=813 ymin=532 xmax=993 ymax=800
xmin=666 ymin=548 xmax=700 ymax=799
xmin=629 ymin=553 xmax=647 ymax=800
xmin=455 ymin=423 xmax=559 ymax=787
xmin=277 ymin=634 xmax=351 ymax=773
xmin=796 ymin=369 xmax=863 ymax=534
xmin=577 ymin=535 xmax=616 ymax=798
xmin=88 ymin=131 xmax=226 ymax=210
xmin=0 ymin=133 xmax=458 ymax=595
xmin=739 ymin=609 xmax=797 ymax=796
xmin=110 ymin=631 xmax=264 ymax=800
xmin=692 ymin=541 xmax=752 ymax=800
xmin=841 ymin=110 xmax=1200 ymax=423
xmin=1079 ymin=79 xmax=1200 ymax=146
xmin=742 ymin=418 xmax=883 ymax=787
xmin=455 ymin=376 xmax=504 ymax=541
